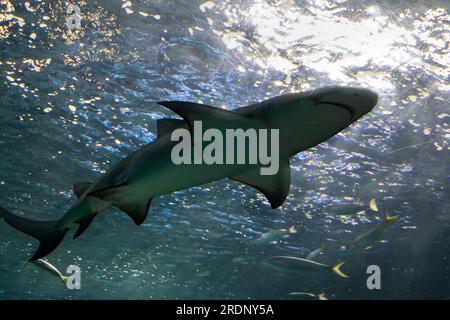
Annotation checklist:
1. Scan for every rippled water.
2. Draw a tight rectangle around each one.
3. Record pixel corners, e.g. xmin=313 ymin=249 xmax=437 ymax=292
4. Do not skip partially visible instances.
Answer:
xmin=0 ymin=0 xmax=448 ymax=299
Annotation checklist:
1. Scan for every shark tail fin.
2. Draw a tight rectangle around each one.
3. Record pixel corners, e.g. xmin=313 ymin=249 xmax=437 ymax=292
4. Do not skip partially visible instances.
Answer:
xmin=384 ymin=212 xmax=399 ymax=222
xmin=331 ymin=262 xmax=348 ymax=278
xmin=0 ymin=206 xmax=67 ymax=261
xmin=288 ymin=226 xmax=297 ymax=234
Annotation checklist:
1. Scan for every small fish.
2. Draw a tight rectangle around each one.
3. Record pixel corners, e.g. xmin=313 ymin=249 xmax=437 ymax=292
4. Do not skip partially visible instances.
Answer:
xmin=317 ymin=293 xmax=327 ymax=300
xmin=286 ymin=292 xmax=328 ymax=300
xmin=369 ymin=198 xmax=379 ymax=212
xmin=254 ymin=226 xmax=297 ymax=245
xmin=35 ymin=259 xmax=69 ymax=287
xmin=263 ymin=256 xmax=348 ymax=278
xmin=345 ymin=213 xmax=399 ymax=252
xmin=305 ymin=245 xmax=324 ymax=261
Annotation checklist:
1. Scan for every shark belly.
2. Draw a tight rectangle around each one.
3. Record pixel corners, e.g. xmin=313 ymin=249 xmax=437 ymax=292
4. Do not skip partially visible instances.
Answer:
xmin=87 ymin=135 xmax=258 ymax=222
xmin=128 ymin=138 xmax=258 ymax=197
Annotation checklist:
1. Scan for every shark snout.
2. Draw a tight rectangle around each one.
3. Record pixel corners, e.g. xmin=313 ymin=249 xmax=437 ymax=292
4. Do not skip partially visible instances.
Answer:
xmin=317 ymin=87 xmax=378 ymax=122
xmin=349 ymin=88 xmax=378 ymax=120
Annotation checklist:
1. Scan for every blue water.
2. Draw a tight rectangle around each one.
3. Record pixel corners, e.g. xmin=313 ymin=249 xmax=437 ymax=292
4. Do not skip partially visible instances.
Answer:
xmin=0 ymin=0 xmax=448 ymax=299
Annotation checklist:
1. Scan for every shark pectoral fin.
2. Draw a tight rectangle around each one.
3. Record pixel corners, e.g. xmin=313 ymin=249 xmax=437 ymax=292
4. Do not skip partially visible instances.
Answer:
xmin=230 ymin=160 xmax=291 ymax=209
xmin=157 ymin=101 xmax=258 ymax=131
xmin=73 ymin=182 xmax=93 ymax=199
xmin=115 ymin=198 xmax=152 ymax=225
xmin=157 ymin=118 xmax=186 ymax=137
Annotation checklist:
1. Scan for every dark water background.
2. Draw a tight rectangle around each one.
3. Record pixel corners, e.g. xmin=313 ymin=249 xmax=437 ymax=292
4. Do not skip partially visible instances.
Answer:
xmin=0 ymin=0 xmax=448 ymax=299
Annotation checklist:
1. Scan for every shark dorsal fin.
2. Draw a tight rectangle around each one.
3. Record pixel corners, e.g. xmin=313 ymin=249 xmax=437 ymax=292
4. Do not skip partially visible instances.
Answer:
xmin=157 ymin=118 xmax=186 ymax=137
xmin=157 ymin=101 xmax=262 ymax=131
xmin=230 ymin=160 xmax=291 ymax=209
xmin=73 ymin=182 xmax=93 ymax=199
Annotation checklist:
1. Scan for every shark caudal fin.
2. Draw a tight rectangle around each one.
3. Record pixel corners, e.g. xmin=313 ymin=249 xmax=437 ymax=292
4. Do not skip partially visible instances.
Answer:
xmin=0 ymin=206 xmax=67 ymax=261
xmin=331 ymin=262 xmax=349 ymax=278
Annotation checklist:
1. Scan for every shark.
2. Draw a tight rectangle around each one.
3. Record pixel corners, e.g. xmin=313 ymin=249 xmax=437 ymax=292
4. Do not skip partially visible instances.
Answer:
xmin=0 ymin=86 xmax=378 ymax=261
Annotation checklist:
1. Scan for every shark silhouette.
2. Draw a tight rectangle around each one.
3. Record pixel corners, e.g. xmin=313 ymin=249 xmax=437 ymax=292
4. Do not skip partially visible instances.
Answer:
xmin=0 ymin=86 xmax=378 ymax=261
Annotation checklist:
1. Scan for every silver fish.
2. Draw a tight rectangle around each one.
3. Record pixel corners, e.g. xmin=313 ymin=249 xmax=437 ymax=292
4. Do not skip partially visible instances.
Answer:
xmin=345 ymin=213 xmax=399 ymax=252
xmin=254 ymin=226 xmax=297 ymax=244
xmin=35 ymin=259 xmax=69 ymax=287
xmin=305 ymin=245 xmax=324 ymax=261
xmin=264 ymin=256 xmax=348 ymax=278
